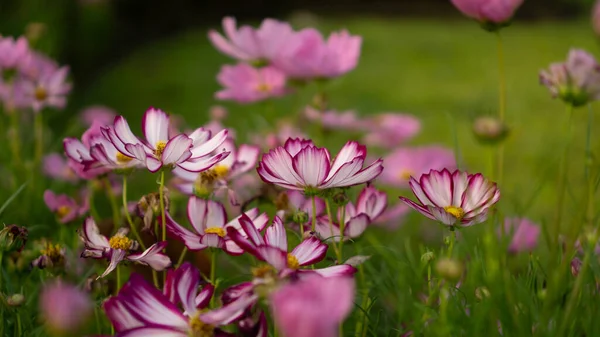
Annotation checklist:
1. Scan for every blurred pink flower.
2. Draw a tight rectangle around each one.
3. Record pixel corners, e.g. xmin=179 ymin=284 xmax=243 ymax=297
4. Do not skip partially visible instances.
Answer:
xmin=80 ymin=105 xmax=116 ymax=126
xmin=216 ymin=64 xmax=288 ymax=103
xmin=16 ymin=65 xmax=71 ymax=112
xmin=380 ymin=146 xmax=456 ymax=188
xmin=270 ymin=275 xmax=355 ymax=337
xmin=373 ymin=203 xmax=411 ymax=230
xmin=43 ymin=189 xmax=89 ymax=224
xmin=0 ymin=36 xmax=29 ymax=70
xmin=43 ymin=153 xmax=79 ymax=183
xmin=450 ymin=0 xmax=523 ymax=24
xmin=304 ymin=106 xmax=365 ymax=131
xmin=273 ymin=28 xmax=362 ymax=79
xmin=363 ymin=113 xmax=421 ymax=148
xmin=209 ymin=17 xmax=294 ymax=63
xmin=39 ymin=281 xmax=92 ymax=334
xmin=503 ymin=217 xmax=540 ymax=253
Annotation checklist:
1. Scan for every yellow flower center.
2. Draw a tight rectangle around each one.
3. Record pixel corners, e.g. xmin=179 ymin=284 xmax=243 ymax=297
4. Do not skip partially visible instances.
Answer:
xmin=34 ymin=86 xmax=47 ymax=101
xmin=287 ymin=253 xmax=300 ymax=270
xmin=40 ymin=242 xmax=63 ymax=262
xmin=398 ymin=170 xmax=414 ymax=181
xmin=444 ymin=206 xmax=465 ymax=220
xmin=56 ymin=205 xmax=71 ymax=218
xmin=108 ymin=235 xmax=133 ymax=250
xmin=204 ymin=227 xmax=226 ymax=238
xmin=188 ymin=313 xmax=214 ymax=337
xmin=116 ymin=152 xmax=133 ymax=164
xmin=212 ymin=165 xmax=229 ymax=179
xmin=154 ymin=141 xmax=167 ymax=158
xmin=251 ymin=264 xmax=276 ymax=278
xmin=193 ymin=166 xmax=230 ymax=197
xmin=255 ymin=83 xmax=272 ymax=93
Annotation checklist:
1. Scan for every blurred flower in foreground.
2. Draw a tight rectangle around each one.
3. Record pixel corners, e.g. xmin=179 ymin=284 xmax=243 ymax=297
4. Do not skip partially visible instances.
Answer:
xmin=43 ymin=189 xmax=89 ymax=223
xmin=399 ymin=169 xmax=500 ymax=228
xmin=503 ymin=217 xmax=540 ymax=253
xmin=216 ymin=63 xmax=289 ymax=103
xmin=540 ymin=49 xmax=600 ymax=107
xmin=380 ymin=146 xmax=456 ymax=189
xmin=450 ymin=0 xmax=524 ymax=28
xmin=79 ymin=105 xmax=116 ymax=126
xmin=258 ymin=138 xmax=383 ymax=193
xmin=363 ymin=113 xmax=421 ymax=148
xmin=270 ymin=275 xmax=355 ymax=337
xmin=39 ymin=281 xmax=92 ymax=335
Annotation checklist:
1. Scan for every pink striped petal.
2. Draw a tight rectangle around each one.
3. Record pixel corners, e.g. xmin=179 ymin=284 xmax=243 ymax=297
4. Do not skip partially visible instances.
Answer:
xmin=307 ymin=264 xmax=357 ymax=277
xmin=99 ymin=249 xmax=126 ymax=279
xmin=190 ymin=129 xmax=229 ymax=158
xmin=200 ymin=294 xmax=259 ymax=326
xmin=165 ymin=214 xmax=207 ymax=251
xmin=80 ymin=217 xmax=110 ymax=251
xmin=420 ymin=169 xmax=453 ymax=207
xmin=258 ymin=147 xmax=304 ymax=188
xmin=195 ymin=284 xmax=215 ymax=310
xmin=327 ymin=141 xmax=364 ymax=180
xmin=115 ymin=326 xmax=187 ymax=337
xmin=173 ymin=262 xmax=200 ymax=315
xmin=398 ymin=197 xmax=435 ymax=220
xmin=113 ymin=116 xmax=141 ymax=146
xmin=187 ymin=197 xmax=209 ymax=234
xmin=283 ymin=138 xmax=315 ymax=157
xmin=264 ymin=216 xmax=288 ymax=251
xmin=146 ymin=156 xmax=162 ymax=173
xmin=291 ymin=237 xmax=327 ymax=266
xmin=429 ymin=206 xmax=457 ymax=226
xmin=408 ymin=176 xmax=434 ymax=207
xmin=143 ymin=108 xmax=170 ymax=147
xmin=103 ymin=297 xmax=144 ymax=332
xmin=344 ymin=214 xmax=370 ymax=239
xmin=162 ymin=135 xmax=193 ymax=166
xmin=292 ymin=147 xmax=330 ymax=187
xmin=177 ymin=152 xmax=230 ymax=173
xmin=200 ymin=234 xmax=225 ymax=249
xmin=256 ymin=246 xmax=288 ymax=271
xmin=127 ymin=242 xmax=172 ymax=271
xmin=451 ymin=170 xmax=469 ymax=207
xmin=238 ymin=214 xmax=265 ymax=246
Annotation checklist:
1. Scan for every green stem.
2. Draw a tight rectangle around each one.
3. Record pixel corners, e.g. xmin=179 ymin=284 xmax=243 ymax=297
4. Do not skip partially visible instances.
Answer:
xmin=88 ymin=181 xmax=100 ymax=222
xmin=104 ymin=178 xmax=121 ymax=227
xmin=311 ymin=196 xmax=317 ymax=232
xmin=496 ymin=31 xmax=506 ymax=186
xmin=338 ymin=205 xmax=346 ymax=262
xmin=584 ymin=104 xmax=594 ymax=233
xmin=447 ymin=230 xmax=456 ymax=258
xmin=116 ymin=265 xmax=121 ymax=295
xmin=159 ymin=170 xmax=167 ymax=284
xmin=16 ymin=311 xmax=22 ymax=337
xmin=123 ymin=176 xmax=145 ymax=250
xmin=34 ymin=112 xmax=43 ymax=169
xmin=210 ymin=249 xmax=218 ymax=307
xmin=176 ymin=247 xmax=188 ymax=268
xmin=553 ymin=105 xmax=574 ymax=248
xmin=324 ymin=199 xmax=340 ymax=259
xmin=8 ymin=107 xmax=22 ymax=172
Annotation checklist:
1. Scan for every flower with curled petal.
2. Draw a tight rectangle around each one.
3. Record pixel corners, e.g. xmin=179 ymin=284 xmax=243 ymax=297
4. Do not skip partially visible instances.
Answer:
xmin=399 ymin=169 xmax=500 ymax=228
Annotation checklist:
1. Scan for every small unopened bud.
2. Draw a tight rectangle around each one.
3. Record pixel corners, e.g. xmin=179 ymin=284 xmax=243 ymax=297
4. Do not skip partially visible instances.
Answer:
xmin=6 ymin=293 xmax=25 ymax=307
xmin=571 ymin=258 xmax=582 ymax=277
xmin=472 ymin=116 xmax=509 ymax=145
xmin=421 ymin=251 xmax=436 ymax=264
xmin=537 ymin=289 xmax=547 ymax=300
xmin=292 ymin=211 xmax=309 ymax=224
xmin=435 ymin=258 xmax=463 ymax=282
xmin=475 ymin=287 xmax=490 ymax=301
xmin=0 ymin=225 xmax=28 ymax=253
xmin=332 ymin=192 xmax=349 ymax=206
xmin=443 ymin=236 xmax=452 ymax=246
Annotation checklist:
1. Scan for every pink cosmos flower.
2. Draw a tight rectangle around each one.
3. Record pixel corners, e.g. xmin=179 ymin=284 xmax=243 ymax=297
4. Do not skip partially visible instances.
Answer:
xmin=228 ymin=215 xmax=356 ymax=277
xmin=258 ymin=138 xmax=383 ymax=192
xmin=399 ymin=169 xmax=500 ymax=227
xmin=165 ymin=197 xmax=269 ymax=255
xmin=40 ymin=281 xmax=92 ymax=334
xmin=208 ymin=17 xmax=294 ymax=63
xmin=540 ymin=49 xmax=600 ymax=107
xmin=63 ymin=121 xmax=121 ymax=177
xmin=380 ymin=146 xmax=456 ymax=189
xmin=503 ymin=217 xmax=540 ymax=253
xmin=304 ymin=106 xmax=366 ymax=132
xmin=103 ymin=264 xmax=259 ymax=336
xmin=362 ymin=113 xmax=421 ymax=148
xmin=273 ymin=28 xmax=362 ymax=79
xmin=216 ymin=64 xmax=288 ymax=103
xmin=450 ymin=0 xmax=524 ymax=24
xmin=43 ymin=153 xmax=79 ymax=183
xmin=79 ymin=217 xmax=171 ymax=278
xmin=43 ymin=189 xmax=89 ymax=223
xmin=270 ymin=275 xmax=355 ymax=337
xmin=173 ymin=139 xmax=260 ymax=204
xmin=0 ymin=36 xmax=29 ymax=70
xmin=80 ymin=105 xmax=117 ymax=126
xmin=16 ymin=65 xmax=71 ymax=112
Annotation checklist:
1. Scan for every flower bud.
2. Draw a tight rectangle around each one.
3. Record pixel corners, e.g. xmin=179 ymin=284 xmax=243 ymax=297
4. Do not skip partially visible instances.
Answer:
xmin=292 ymin=211 xmax=309 ymax=224
xmin=537 ymin=289 xmax=547 ymax=301
xmin=473 ymin=116 xmax=509 ymax=145
xmin=475 ymin=287 xmax=490 ymax=301
xmin=571 ymin=258 xmax=582 ymax=277
xmin=6 ymin=293 xmax=25 ymax=307
xmin=0 ymin=225 xmax=28 ymax=253
xmin=421 ymin=251 xmax=436 ymax=264
xmin=435 ymin=258 xmax=463 ymax=282
xmin=137 ymin=191 xmax=169 ymax=232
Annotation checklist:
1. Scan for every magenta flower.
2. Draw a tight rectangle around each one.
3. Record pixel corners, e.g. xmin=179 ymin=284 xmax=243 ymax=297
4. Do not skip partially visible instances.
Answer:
xmin=273 ymin=28 xmax=362 ymax=79
xmin=450 ymin=0 xmax=523 ymax=24
xmin=43 ymin=189 xmax=89 ymax=223
xmin=103 ymin=264 xmax=258 ymax=336
xmin=380 ymin=146 xmax=456 ymax=189
xmin=304 ymin=106 xmax=366 ymax=132
xmin=80 ymin=105 xmax=116 ymax=126
xmin=43 ymin=153 xmax=78 ymax=183
xmin=165 ymin=197 xmax=269 ymax=255
xmin=270 ymin=275 xmax=355 ymax=337
xmin=503 ymin=217 xmax=540 ymax=253
xmin=228 ymin=215 xmax=356 ymax=277
xmin=399 ymin=169 xmax=500 ymax=227
xmin=258 ymin=138 xmax=383 ymax=192
xmin=40 ymin=281 xmax=92 ymax=335
xmin=16 ymin=65 xmax=71 ymax=112
xmin=362 ymin=113 xmax=421 ymax=148
xmin=216 ymin=64 xmax=288 ymax=103
xmin=0 ymin=36 xmax=29 ymax=70
xmin=79 ymin=217 xmax=171 ymax=278
xmin=208 ymin=17 xmax=294 ymax=63
xmin=540 ymin=49 xmax=600 ymax=107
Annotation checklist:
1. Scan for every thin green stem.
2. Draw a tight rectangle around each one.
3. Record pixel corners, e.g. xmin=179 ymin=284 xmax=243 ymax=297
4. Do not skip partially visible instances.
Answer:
xmin=8 ymin=107 xmax=22 ymax=172
xmin=496 ymin=31 xmax=506 ymax=186
xmin=159 ymin=170 xmax=167 ymax=284
xmin=123 ymin=176 xmax=146 ymax=250
xmin=427 ymin=263 xmax=432 ymax=296
xmin=116 ymin=265 xmax=122 ymax=295
xmin=584 ymin=104 xmax=595 ymax=233
xmin=210 ymin=249 xmax=218 ymax=307
xmin=447 ymin=230 xmax=456 ymax=258
xmin=16 ymin=311 xmax=22 ymax=337
xmin=311 ymin=196 xmax=317 ymax=232
xmin=324 ymin=199 xmax=340 ymax=259
xmin=104 ymin=178 xmax=121 ymax=227
xmin=553 ymin=105 xmax=574 ymax=248
xmin=338 ymin=205 xmax=346 ymax=262
xmin=152 ymin=270 xmax=159 ymax=288
xmin=34 ymin=112 xmax=43 ymax=169
xmin=176 ymin=247 xmax=188 ymax=268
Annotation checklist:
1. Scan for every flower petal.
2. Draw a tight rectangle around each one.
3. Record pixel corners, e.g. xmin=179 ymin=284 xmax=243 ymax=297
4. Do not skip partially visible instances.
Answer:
xmin=291 ymin=237 xmax=327 ymax=266
xmin=200 ymin=294 xmax=259 ymax=326
xmin=162 ymin=135 xmax=193 ymax=165
xmin=143 ymin=108 xmax=170 ymax=147
xmin=398 ymin=197 xmax=435 ymax=220
xmin=292 ymin=147 xmax=330 ymax=187
xmin=165 ymin=214 xmax=207 ymax=250
xmin=98 ymin=249 xmax=126 ymax=279
xmin=303 ymin=264 xmax=357 ymax=277
xmin=103 ymin=296 xmax=144 ymax=332
xmin=126 ymin=242 xmax=172 ymax=271
xmin=115 ymin=326 xmax=187 ymax=337
xmin=344 ymin=214 xmax=370 ymax=239
xmin=195 ymin=284 xmax=215 ymax=310
xmin=256 ymin=245 xmax=288 ymax=271
xmin=79 ymin=217 xmax=110 ymax=251
xmin=264 ymin=216 xmax=288 ymax=251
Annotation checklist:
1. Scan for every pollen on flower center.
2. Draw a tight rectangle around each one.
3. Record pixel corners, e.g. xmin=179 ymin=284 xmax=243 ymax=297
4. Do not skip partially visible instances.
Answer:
xmin=398 ymin=170 xmax=414 ymax=181
xmin=255 ymin=82 xmax=272 ymax=93
xmin=34 ymin=86 xmax=47 ymax=101
xmin=108 ymin=235 xmax=133 ymax=250
xmin=204 ymin=227 xmax=226 ymax=238
xmin=287 ymin=253 xmax=300 ymax=270
xmin=211 ymin=165 xmax=229 ymax=179
xmin=40 ymin=242 xmax=63 ymax=261
xmin=116 ymin=152 xmax=133 ymax=164
xmin=444 ymin=206 xmax=465 ymax=220
xmin=251 ymin=264 xmax=276 ymax=278
xmin=56 ymin=205 xmax=71 ymax=218
xmin=154 ymin=141 xmax=167 ymax=158
xmin=189 ymin=314 xmax=214 ymax=337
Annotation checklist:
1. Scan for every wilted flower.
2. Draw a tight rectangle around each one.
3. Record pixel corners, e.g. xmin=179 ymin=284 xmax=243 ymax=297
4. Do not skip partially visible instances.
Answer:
xmin=380 ymin=146 xmax=456 ymax=189
xmin=399 ymin=169 xmax=500 ymax=228
xmin=31 ymin=240 xmax=66 ymax=269
xmin=0 ymin=225 xmax=28 ymax=253
xmin=43 ymin=189 xmax=89 ymax=223
xmin=39 ymin=281 xmax=93 ymax=335
xmin=270 ymin=275 xmax=355 ymax=337
xmin=362 ymin=113 xmax=421 ymax=148
xmin=79 ymin=217 xmax=171 ymax=278
xmin=571 ymin=257 xmax=582 ymax=277
xmin=216 ymin=64 xmax=288 ymax=103
xmin=450 ymin=0 xmax=524 ymax=27
xmin=540 ymin=49 xmax=600 ymax=107
xmin=136 ymin=190 xmax=170 ymax=232
xmin=258 ymin=138 xmax=383 ymax=193
xmin=503 ymin=217 xmax=540 ymax=253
